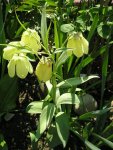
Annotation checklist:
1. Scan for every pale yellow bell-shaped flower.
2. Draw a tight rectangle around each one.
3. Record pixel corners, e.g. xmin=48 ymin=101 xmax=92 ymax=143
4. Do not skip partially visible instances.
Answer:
xmin=67 ymin=32 xmax=89 ymax=57
xmin=35 ymin=57 xmax=52 ymax=82
xmin=8 ymin=53 xmax=33 ymax=79
xmin=3 ymin=41 xmax=21 ymax=60
xmin=20 ymin=28 xmax=41 ymax=54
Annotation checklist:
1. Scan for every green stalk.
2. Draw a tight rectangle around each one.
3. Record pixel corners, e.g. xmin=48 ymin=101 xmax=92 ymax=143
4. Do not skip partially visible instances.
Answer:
xmin=52 ymin=59 xmax=57 ymax=105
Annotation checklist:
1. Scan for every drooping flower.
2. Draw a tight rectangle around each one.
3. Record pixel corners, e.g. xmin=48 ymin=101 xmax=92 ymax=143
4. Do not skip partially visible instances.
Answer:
xmin=67 ymin=32 xmax=89 ymax=57
xmin=3 ymin=41 xmax=21 ymax=60
xmin=8 ymin=53 xmax=33 ymax=79
xmin=20 ymin=28 xmax=41 ymax=54
xmin=35 ymin=57 xmax=52 ymax=82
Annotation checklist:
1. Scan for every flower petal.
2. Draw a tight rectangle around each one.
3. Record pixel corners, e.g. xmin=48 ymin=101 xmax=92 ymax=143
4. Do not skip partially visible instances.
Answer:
xmin=3 ymin=46 xmax=17 ymax=60
xmin=7 ymin=59 xmax=16 ymax=78
xmin=16 ymin=57 xmax=28 ymax=79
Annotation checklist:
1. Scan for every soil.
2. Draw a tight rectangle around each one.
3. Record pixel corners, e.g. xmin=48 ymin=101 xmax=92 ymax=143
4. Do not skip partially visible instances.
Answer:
xmin=0 ymin=73 xmax=47 ymax=150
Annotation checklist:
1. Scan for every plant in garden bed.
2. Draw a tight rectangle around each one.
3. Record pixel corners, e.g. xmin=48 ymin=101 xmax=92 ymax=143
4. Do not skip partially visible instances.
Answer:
xmin=1 ymin=0 xmax=113 ymax=149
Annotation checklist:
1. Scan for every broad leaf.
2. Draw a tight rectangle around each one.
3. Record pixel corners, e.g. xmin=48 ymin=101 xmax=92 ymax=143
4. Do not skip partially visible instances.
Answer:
xmin=47 ymin=124 xmax=62 ymax=148
xmin=97 ymin=22 xmax=111 ymax=39
xmin=56 ymin=112 xmax=69 ymax=147
xmin=56 ymin=93 xmax=80 ymax=107
xmin=57 ymin=75 xmax=99 ymax=88
xmin=26 ymin=101 xmax=44 ymax=114
xmin=36 ymin=103 xmax=55 ymax=140
xmin=60 ymin=24 xmax=74 ymax=33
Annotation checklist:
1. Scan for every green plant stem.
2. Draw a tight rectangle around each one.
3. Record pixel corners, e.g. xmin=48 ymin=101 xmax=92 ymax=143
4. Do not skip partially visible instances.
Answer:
xmin=52 ymin=61 xmax=57 ymax=105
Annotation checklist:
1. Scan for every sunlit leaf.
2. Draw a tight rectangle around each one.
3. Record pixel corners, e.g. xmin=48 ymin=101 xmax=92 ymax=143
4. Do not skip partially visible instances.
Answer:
xmin=57 ymin=75 xmax=99 ymax=88
xmin=56 ymin=93 xmax=80 ymax=106
xmin=26 ymin=101 xmax=44 ymax=114
xmin=36 ymin=103 xmax=55 ymax=140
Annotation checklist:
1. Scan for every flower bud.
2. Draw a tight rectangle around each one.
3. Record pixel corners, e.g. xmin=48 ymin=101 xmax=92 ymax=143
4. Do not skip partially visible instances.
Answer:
xmin=35 ymin=57 xmax=52 ymax=82
xmin=67 ymin=32 xmax=89 ymax=57
xmin=20 ymin=28 xmax=41 ymax=54
xmin=8 ymin=53 xmax=33 ymax=79
xmin=3 ymin=41 xmax=21 ymax=60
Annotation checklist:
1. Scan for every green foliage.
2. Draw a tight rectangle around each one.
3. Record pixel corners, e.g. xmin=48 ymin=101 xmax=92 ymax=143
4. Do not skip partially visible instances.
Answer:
xmin=36 ymin=103 xmax=55 ymax=140
xmin=57 ymin=75 xmax=99 ymax=88
xmin=0 ymin=0 xmax=113 ymax=149
xmin=0 ymin=75 xmax=18 ymax=116
xmin=56 ymin=112 xmax=69 ymax=147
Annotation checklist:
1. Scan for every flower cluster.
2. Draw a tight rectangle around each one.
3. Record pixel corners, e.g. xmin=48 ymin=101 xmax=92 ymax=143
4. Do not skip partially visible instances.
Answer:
xmin=3 ymin=28 xmax=41 ymax=79
xmin=3 ymin=29 xmax=89 ymax=82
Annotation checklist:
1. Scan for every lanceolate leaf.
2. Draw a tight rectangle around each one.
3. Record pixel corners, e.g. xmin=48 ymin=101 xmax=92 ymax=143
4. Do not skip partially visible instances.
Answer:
xmin=36 ymin=103 xmax=55 ymax=140
xmin=93 ymin=133 xmax=113 ymax=149
xmin=56 ymin=112 xmax=69 ymax=148
xmin=56 ymin=51 xmax=70 ymax=69
xmin=41 ymin=6 xmax=48 ymax=49
xmin=74 ymin=45 xmax=107 ymax=76
xmin=57 ymin=75 xmax=99 ymax=88
xmin=87 ymin=14 xmax=99 ymax=42
xmin=56 ymin=93 xmax=80 ymax=107
xmin=79 ymin=107 xmax=113 ymax=120
xmin=71 ymin=129 xmax=101 ymax=150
